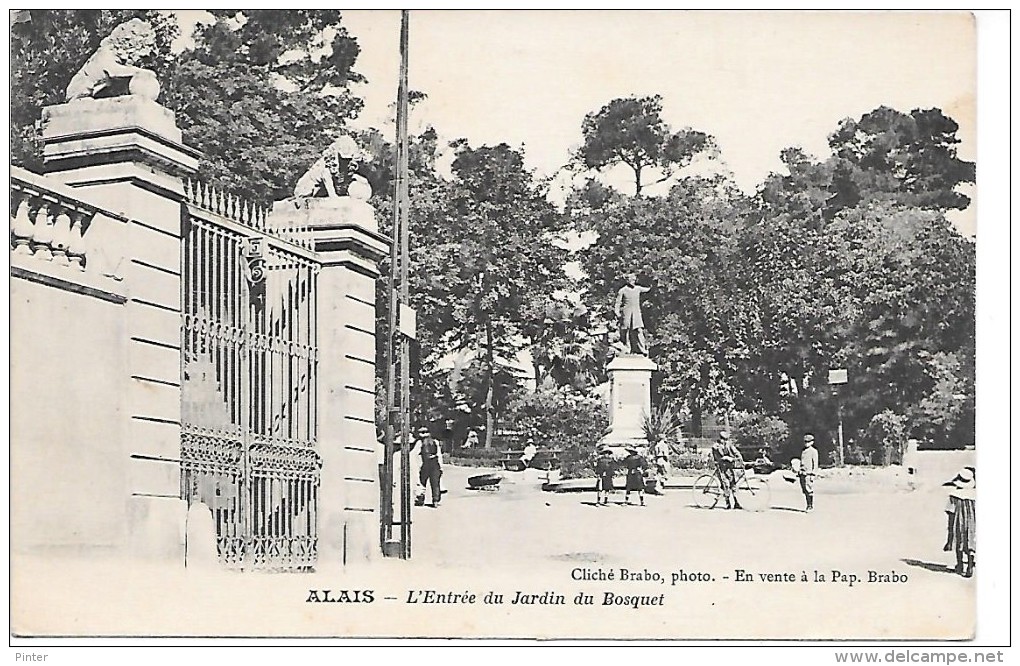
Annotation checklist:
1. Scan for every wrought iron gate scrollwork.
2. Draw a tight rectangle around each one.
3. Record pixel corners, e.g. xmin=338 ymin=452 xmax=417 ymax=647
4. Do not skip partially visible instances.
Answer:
xmin=180 ymin=188 xmax=320 ymax=572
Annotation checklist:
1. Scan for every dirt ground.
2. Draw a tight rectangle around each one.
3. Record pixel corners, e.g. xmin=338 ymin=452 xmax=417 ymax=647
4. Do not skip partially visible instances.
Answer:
xmin=12 ymin=453 xmax=975 ymax=640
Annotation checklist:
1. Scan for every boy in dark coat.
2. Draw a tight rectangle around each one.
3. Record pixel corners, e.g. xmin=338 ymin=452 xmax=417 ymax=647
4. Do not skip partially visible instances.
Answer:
xmin=594 ymin=446 xmax=615 ymax=506
xmin=623 ymin=447 xmax=648 ymax=506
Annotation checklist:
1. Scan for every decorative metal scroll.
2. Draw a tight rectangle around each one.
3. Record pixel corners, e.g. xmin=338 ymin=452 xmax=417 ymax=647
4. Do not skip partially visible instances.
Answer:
xmin=181 ymin=190 xmax=320 ymax=571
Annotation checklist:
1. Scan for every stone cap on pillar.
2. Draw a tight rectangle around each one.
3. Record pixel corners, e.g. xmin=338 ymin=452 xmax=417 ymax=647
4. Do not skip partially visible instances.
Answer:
xmin=40 ymin=96 xmax=200 ymax=195
xmin=269 ymin=197 xmax=390 ymax=276
xmin=606 ymin=353 xmax=658 ymax=373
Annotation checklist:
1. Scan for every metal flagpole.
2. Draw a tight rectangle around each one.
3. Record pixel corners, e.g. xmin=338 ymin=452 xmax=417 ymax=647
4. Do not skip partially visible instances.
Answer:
xmin=382 ymin=10 xmax=412 ymax=559
xmin=395 ymin=9 xmax=412 ymax=560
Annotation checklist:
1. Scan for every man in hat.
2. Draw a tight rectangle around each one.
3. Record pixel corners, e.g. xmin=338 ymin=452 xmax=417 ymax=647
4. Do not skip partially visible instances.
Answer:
xmin=799 ymin=432 xmax=819 ymax=511
xmin=711 ymin=431 xmax=743 ymax=510
xmin=623 ymin=446 xmax=648 ymax=506
xmin=943 ymin=466 xmax=976 ymax=577
xmin=594 ymin=446 xmax=616 ymax=506
xmin=417 ymin=425 xmax=443 ymax=507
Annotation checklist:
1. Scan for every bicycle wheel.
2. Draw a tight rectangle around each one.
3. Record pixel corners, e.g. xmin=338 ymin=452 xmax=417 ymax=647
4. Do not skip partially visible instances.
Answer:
xmin=735 ymin=474 xmax=772 ymax=512
xmin=692 ymin=474 xmax=722 ymax=509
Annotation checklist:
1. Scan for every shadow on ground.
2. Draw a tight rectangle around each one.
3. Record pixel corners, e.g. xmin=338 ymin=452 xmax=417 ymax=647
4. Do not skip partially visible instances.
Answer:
xmin=901 ymin=558 xmax=953 ymax=575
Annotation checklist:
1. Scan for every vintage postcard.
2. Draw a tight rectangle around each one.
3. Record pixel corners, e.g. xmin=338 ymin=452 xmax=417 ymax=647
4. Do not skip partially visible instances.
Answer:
xmin=8 ymin=9 xmax=1001 ymax=646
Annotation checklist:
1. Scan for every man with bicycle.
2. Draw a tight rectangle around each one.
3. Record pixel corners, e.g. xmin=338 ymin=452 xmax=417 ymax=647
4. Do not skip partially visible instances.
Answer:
xmin=711 ymin=431 xmax=744 ymax=510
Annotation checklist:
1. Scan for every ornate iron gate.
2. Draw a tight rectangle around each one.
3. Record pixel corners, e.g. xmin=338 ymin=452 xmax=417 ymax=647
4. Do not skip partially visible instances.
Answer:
xmin=180 ymin=183 xmax=321 ymax=571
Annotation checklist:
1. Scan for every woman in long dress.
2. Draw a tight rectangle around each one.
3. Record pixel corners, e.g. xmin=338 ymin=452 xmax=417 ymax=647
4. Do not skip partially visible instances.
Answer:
xmin=943 ymin=466 xmax=976 ymax=577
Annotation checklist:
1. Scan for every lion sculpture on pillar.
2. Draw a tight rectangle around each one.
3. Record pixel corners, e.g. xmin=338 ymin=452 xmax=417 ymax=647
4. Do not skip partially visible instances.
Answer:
xmin=293 ymin=135 xmax=374 ymax=200
xmin=65 ymin=18 xmax=160 ymax=102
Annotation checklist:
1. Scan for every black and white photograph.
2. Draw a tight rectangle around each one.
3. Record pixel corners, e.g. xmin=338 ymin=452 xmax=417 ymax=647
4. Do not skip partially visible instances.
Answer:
xmin=7 ymin=8 xmax=1008 ymax=652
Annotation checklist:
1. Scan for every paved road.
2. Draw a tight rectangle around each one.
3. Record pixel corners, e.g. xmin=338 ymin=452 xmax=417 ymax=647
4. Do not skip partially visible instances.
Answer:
xmin=12 ymin=461 xmax=975 ymax=639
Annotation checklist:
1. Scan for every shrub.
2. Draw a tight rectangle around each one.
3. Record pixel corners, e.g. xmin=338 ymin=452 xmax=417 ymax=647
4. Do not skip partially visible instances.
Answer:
xmin=860 ymin=410 xmax=909 ymax=467
xmin=731 ymin=411 xmax=789 ymax=458
xmin=501 ymin=387 xmax=610 ymax=479
xmin=641 ymin=401 xmax=684 ymax=451
xmin=446 ymin=446 xmax=506 ymax=468
xmin=670 ymin=450 xmax=711 ymax=470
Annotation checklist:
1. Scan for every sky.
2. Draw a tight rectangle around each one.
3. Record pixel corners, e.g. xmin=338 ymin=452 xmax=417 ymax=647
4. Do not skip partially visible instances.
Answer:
xmin=174 ymin=10 xmax=977 ymax=232
xmin=337 ymin=10 xmax=977 ymax=234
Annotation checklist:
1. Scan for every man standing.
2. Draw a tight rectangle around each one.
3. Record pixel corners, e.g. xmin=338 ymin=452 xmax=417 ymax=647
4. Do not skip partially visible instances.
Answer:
xmin=799 ymin=432 xmax=819 ymax=512
xmin=615 ymin=273 xmax=652 ymax=355
xmin=418 ymin=426 xmax=443 ymax=508
xmin=711 ymin=431 xmax=742 ymax=510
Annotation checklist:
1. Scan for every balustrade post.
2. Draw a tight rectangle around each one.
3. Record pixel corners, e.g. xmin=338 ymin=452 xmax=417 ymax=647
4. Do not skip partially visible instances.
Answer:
xmin=50 ymin=211 xmax=72 ymax=266
xmin=67 ymin=213 xmax=86 ymax=271
xmin=11 ymin=198 xmax=34 ymax=255
xmin=30 ymin=205 xmax=54 ymax=261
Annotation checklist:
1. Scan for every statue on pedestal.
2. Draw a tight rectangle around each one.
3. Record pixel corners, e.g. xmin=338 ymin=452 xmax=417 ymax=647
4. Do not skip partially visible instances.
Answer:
xmin=65 ymin=18 xmax=160 ymax=101
xmin=614 ymin=273 xmax=652 ymax=355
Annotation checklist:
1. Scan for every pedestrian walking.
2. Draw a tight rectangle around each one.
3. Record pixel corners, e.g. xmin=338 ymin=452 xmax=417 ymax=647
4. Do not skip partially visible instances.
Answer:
xmin=651 ymin=439 xmax=670 ymax=494
xmin=943 ymin=466 xmax=976 ymax=577
xmin=417 ymin=426 xmax=443 ymax=507
xmin=623 ymin=446 xmax=648 ymax=506
xmin=799 ymin=432 xmax=819 ymax=511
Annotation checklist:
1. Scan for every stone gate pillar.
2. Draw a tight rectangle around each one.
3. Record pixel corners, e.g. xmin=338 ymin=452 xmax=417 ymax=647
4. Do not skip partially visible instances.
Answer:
xmin=270 ymin=197 xmax=388 ymax=569
xmin=40 ymin=94 xmax=199 ymax=559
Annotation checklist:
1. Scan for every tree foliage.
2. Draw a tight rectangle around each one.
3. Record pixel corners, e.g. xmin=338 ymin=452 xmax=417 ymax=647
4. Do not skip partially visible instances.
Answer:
xmin=502 ymin=388 xmax=609 ymax=478
xmin=164 ymin=11 xmax=365 ymax=202
xmin=11 ymin=10 xmax=366 ymax=204
xmin=580 ymin=103 xmax=974 ymax=454
xmin=577 ymin=95 xmax=715 ymax=196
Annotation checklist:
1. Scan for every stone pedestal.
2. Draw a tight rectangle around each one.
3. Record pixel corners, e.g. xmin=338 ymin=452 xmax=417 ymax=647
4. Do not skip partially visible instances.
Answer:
xmin=269 ymin=198 xmax=388 ymax=569
xmin=600 ymin=354 xmax=658 ymax=448
xmin=41 ymin=95 xmax=199 ymax=560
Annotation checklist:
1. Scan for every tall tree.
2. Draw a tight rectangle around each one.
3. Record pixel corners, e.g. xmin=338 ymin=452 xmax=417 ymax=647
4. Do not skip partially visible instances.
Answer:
xmin=576 ymin=95 xmax=715 ymax=196
xmin=374 ymin=140 xmax=570 ymax=447
xmin=827 ymin=106 xmax=976 ymax=212
xmin=736 ymin=105 xmax=976 ymax=450
xmin=442 ymin=144 xmax=569 ymax=446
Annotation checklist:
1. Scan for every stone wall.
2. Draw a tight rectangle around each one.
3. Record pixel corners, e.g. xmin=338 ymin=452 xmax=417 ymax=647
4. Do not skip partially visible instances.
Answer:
xmin=10 ymin=171 xmax=131 ymax=553
xmin=12 ymin=94 xmax=389 ymax=568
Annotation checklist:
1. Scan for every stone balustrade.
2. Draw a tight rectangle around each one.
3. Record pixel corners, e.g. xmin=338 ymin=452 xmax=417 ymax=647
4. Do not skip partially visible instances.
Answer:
xmin=10 ymin=166 xmax=126 ymax=276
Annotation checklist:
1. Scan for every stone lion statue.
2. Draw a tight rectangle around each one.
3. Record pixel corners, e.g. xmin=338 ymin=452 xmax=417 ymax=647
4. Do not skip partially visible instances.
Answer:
xmin=293 ymin=135 xmax=373 ymax=199
xmin=65 ymin=18 xmax=159 ymax=102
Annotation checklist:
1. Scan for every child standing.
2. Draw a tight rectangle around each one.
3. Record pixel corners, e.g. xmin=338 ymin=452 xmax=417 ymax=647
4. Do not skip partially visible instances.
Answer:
xmin=623 ymin=446 xmax=648 ymax=506
xmin=594 ymin=446 xmax=615 ymax=506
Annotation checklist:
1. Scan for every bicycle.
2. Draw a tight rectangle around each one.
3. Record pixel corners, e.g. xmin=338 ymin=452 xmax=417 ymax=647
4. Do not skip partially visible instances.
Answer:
xmin=692 ymin=464 xmax=771 ymax=511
